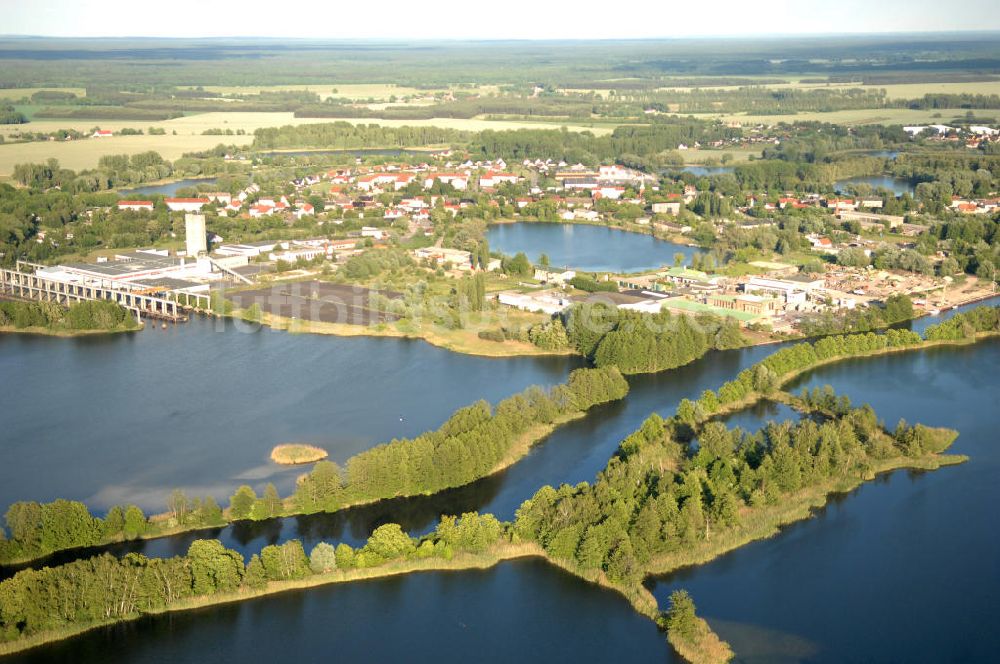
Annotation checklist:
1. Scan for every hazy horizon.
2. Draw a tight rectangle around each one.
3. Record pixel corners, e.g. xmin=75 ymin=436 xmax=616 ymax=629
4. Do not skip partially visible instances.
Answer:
xmin=4 ymin=0 xmax=1000 ymax=40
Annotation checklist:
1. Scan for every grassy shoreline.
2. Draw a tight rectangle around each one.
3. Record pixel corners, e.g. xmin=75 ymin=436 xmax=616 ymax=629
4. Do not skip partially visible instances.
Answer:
xmin=0 ymin=448 xmax=963 ymax=660
xmin=0 ymin=324 xmax=141 ymax=337
xmin=0 ymin=406 xmax=587 ymax=569
xmin=0 ymin=543 xmax=545 ymax=657
xmin=3 ymin=329 xmax=994 ymax=569
xmin=703 ymin=332 xmax=1000 ymax=423
xmin=247 ymin=308 xmax=579 ymax=358
xmin=642 ymin=451 xmax=966 ymax=580
xmin=667 ymin=617 xmax=735 ymax=664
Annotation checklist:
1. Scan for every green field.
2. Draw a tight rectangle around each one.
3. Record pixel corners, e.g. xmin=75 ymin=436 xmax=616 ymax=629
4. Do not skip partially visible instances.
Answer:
xmin=0 ymin=110 xmax=621 ymax=175
xmin=676 ymin=146 xmax=761 ymax=163
xmin=568 ymin=77 xmax=1000 ymax=101
xmin=0 ymin=87 xmax=86 ymax=101
xmin=181 ymin=83 xmax=501 ymax=101
xmin=703 ymin=107 xmax=979 ymax=126
xmin=0 ymin=133 xmax=254 ymax=175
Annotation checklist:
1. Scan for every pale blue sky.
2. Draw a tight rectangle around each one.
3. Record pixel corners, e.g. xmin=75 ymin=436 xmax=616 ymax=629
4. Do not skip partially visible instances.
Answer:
xmin=3 ymin=0 xmax=999 ymax=39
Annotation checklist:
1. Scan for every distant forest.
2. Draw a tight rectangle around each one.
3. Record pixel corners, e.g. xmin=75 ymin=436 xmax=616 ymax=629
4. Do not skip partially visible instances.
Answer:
xmin=1 ymin=35 xmax=999 ymax=88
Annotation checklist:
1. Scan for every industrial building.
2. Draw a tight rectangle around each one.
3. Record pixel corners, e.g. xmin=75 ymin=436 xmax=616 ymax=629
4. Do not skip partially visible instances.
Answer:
xmin=185 ymin=214 xmax=208 ymax=257
xmin=34 ymin=248 xmax=247 ymax=300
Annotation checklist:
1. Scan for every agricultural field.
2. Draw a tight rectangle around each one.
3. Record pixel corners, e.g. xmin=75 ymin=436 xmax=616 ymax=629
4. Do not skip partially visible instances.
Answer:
xmin=0 ymin=132 xmax=254 ymax=175
xmin=180 ymin=83 xmax=501 ymax=101
xmin=0 ymin=111 xmax=622 ymax=175
xmin=705 ymin=107 xmax=980 ymax=126
xmin=569 ymin=77 xmax=1000 ymax=99
xmin=676 ymin=146 xmax=761 ymax=163
xmin=862 ymin=80 xmax=1000 ymax=99
xmin=0 ymin=110 xmax=622 ymax=138
xmin=0 ymin=87 xmax=86 ymax=101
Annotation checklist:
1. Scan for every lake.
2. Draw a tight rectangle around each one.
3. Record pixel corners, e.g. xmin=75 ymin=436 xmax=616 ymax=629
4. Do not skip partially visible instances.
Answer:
xmin=834 ymin=175 xmax=915 ymax=196
xmin=862 ymin=150 xmax=899 ymax=159
xmin=678 ymin=165 xmax=735 ymax=176
xmin=5 ymin=297 xmax=995 ymax=568
xmin=650 ymin=338 xmax=1000 ymax=663
xmin=0 ymin=340 xmax=785 ymax=570
xmin=486 ymin=222 xmax=706 ymax=273
xmin=120 ymin=178 xmax=218 ymax=197
xmin=0 ymin=316 xmax=579 ymax=513
xmin=1 ymin=559 xmax=674 ymax=664
xmin=2 ymin=300 xmax=998 ymax=662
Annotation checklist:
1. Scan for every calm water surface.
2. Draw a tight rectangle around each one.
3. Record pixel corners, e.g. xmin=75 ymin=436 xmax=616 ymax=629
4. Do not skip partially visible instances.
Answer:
xmin=0 ymin=317 xmax=578 ymax=512
xmin=650 ymin=338 xmax=1000 ymax=663
xmin=834 ymin=175 xmax=914 ymax=196
xmin=2 ymin=342 xmax=784 ymax=570
xmin=678 ymin=165 xmax=735 ymax=176
xmin=2 ymin=298 xmax=998 ymax=663
xmin=9 ymin=295 xmax=996 ymax=566
xmin=2 ymin=559 xmax=674 ymax=664
xmin=486 ymin=222 xmax=706 ymax=273
xmin=121 ymin=177 xmax=218 ymax=197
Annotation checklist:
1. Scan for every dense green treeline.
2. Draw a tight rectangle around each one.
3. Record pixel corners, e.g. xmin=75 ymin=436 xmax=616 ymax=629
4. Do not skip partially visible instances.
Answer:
xmin=252 ymin=122 xmax=469 ymax=150
xmin=250 ymin=119 xmax=742 ymax=169
xmin=296 ymin=96 xmax=599 ymax=121
xmin=923 ymin=305 xmax=1000 ymax=340
xmin=0 ymin=493 xmax=224 ymax=565
xmin=644 ymin=87 xmax=890 ymax=115
xmin=0 ymin=105 xmax=28 ymax=125
xmin=2 ymin=310 xmax=995 ymax=655
xmin=0 ymin=300 xmax=140 ymax=332
xmin=0 ymin=367 xmax=627 ymax=565
xmin=513 ymin=392 xmax=956 ymax=586
xmin=905 ymin=93 xmax=1000 ymax=110
xmin=33 ymin=107 xmax=182 ymax=121
xmin=472 ymin=122 xmax=741 ymax=166
xmin=0 ymin=513 xmax=505 ymax=647
xmin=796 ymin=293 xmax=914 ymax=337
xmin=287 ymin=365 xmax=629 ymax=512
xmin=761 ymin=122 xmax=909 ymax=163
xmin=675 ymin=328 xmax=925 ymax=424
xmin=563 ymin=303 xmax=745 ymax=375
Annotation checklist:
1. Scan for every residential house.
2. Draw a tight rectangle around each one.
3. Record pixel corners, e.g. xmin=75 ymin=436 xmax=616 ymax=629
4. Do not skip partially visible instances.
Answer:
xmin=117 ymin=201 xmax=155 ymax=212
xmin=165 ymin=198 xmax=209 ymax=213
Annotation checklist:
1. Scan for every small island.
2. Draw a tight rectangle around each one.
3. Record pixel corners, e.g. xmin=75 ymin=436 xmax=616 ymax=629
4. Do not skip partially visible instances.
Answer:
xmin=270 ymin=444 xmax=329 ymax=465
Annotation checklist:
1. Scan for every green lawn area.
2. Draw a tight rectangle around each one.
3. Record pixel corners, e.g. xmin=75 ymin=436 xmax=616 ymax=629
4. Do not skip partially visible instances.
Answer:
xmin=662 ymin=298 xmax=759 ymax=322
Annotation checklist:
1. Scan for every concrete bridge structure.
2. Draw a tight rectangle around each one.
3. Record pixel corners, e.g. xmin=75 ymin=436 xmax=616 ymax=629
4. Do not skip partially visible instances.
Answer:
xmin=0 ymin=266 xmax=210 ymax=321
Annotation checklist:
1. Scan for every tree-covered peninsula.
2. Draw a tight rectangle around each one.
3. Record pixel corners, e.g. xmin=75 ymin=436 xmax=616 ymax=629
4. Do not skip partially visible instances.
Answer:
xmin=0 ymin=378 xmax=964 ymax=662
xmin=0 ymin=365 xmax=629 ymax=565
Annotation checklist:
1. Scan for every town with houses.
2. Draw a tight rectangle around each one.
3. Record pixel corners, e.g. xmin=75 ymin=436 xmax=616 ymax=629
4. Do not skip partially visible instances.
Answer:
xmin=16 ymin=125 xmax=999 ymax=336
